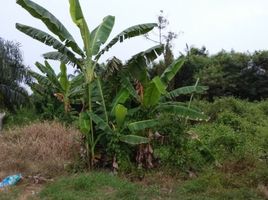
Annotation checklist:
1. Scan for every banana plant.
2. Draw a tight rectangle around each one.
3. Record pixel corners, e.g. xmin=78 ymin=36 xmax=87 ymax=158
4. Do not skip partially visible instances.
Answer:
xmin=16 ymin=0 xmax=159 ymax=168
xmin=106 ymin=48 xmax=209 ymax=168
xmin=29 ymin=61 xmax=84 ymax=113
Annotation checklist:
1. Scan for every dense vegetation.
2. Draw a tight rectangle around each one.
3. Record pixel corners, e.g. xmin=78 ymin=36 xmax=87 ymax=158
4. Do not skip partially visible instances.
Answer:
xmin=0 ymin=0 xmax=267 ymax=199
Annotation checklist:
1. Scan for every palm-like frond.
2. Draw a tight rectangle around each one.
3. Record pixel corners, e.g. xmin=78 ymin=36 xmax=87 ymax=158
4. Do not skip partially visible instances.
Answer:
xmin=17 ymin=0 xmax=84 ymax=56
xmin=127 ymin=45 xmax=164 ymax=85
xmin=16 ymin=23 xmax=79 ymax=65
xmin=90 ymin=15 xmax=115 ymax=56
xmin=0 ymin=83 xmax=28 ymax=104
xmin=157 ymin=104 xmax=209 ymax=121
xmin=96 ymin=23 xmax=158 ymax=60
xmin=161 ymin=58 xmax=185 ymax=85
xmin=69 ymin=0 xmax=91 ymax=57
xmin=128 ymin=119 xmax=159 ymax=132
xmin=166 ymin=85 xmax=208 ymax=99
xmin=128 ymin=44 xmax=164 ymax=64
xmin=43 ymin=51 xmax=79 ymax=66
xmin=119 ymin=135 xmax=149 ymax=145
xmin=143 ymin=76 xmax=166 ymax=107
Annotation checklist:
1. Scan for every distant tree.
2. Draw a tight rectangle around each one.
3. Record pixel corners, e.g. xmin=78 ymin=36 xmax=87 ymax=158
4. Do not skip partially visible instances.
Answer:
xmin=145 ymin=10 xmax=178 ymax=79
xmin=0 ymin=37 xmax=30 ymax=109
xmin=240 ymin=51 xmax=268 ymax=100
xmin=174 ymin=46 xmax=209 ymax=89
xmin=156 ymin=11 xmax=177 ymax=66
xmin=196 ymin=50 xmax=268 ymax=101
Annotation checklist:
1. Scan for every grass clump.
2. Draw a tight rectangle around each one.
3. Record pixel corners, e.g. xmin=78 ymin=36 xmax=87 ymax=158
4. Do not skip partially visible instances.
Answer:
xmin=39 ymin=172 xmax=158 ymax=200
xmin=175 ymin=169 xmax=265 ymax=200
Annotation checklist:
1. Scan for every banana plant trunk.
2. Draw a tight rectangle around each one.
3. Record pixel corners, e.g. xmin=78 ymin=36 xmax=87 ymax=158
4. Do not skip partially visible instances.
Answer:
xmin=136 ymin=129 xmax=155 ymax=169
xmin=86 ymin=63 xmax=95 ymax=169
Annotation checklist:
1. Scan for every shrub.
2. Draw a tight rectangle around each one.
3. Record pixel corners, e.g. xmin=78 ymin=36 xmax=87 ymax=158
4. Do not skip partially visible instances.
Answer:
xmin=190 ymin=97 xmax=268 ymax=168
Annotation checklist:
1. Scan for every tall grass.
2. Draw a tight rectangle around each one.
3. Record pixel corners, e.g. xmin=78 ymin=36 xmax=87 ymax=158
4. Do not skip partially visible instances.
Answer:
xmin=0 ymin=121 xmax=81 ymax=178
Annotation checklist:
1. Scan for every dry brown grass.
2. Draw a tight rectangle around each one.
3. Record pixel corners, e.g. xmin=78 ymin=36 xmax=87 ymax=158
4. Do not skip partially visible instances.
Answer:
xmin=0 ymin=121 xmax=81 ymax=178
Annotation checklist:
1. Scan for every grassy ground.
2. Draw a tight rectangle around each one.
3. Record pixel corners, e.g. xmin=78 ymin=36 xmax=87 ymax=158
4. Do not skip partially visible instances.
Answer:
xmin=1 ymin=169 xmax=267 ymax=200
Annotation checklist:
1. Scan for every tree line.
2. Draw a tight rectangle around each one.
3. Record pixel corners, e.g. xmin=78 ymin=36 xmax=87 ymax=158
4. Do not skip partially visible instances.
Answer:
xmin=152 ymin=46 xmax=268 ymax=101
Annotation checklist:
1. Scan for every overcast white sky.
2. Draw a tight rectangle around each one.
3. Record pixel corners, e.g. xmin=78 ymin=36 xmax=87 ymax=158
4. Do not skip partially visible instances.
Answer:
xmin=1 ymin=0 xmax=268 ymax=72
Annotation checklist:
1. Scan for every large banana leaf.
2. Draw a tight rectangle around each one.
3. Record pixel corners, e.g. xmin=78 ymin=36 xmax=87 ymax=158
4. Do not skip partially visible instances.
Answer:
xmin=69 ymin=0 xmax=91 ymax=57
xmin=17 ymin=0 xmax=84 ymax=56
xmin=128 ymin=58 xmax=149 ymax=86
xmin=128 ymin=119 xmax=158 ymax=132
xmin=43 ymin=51 xmax=79 ymax=66
xmin=34 ymin=62 xmax=49 ymax=74
xmin=16 ymin=24 xmax=79 ymax=64
xmin=143 ymin=76 xmax=166 ymax=107
xmin=128 ymin=44 xmax=164 ymax=64
xmin=88 ymin=112 xmax=112 ymax=134
xmin=96 ymin=23 xmax=157 ymax=59
xmin=90 ymin=16 xmax=115 ymax=56
xmin=29 ymin=82 xmax=45 ymax=96
xmin=29 ymin=71 xmax=53 ymax=88
xmin=161 ymin=58 xmax=185 ymax=85
xmin=166 ymin=85 xmax=209 ymax=99
xmin=59 ymin=63 xmax=70 ymax=92
xmin=110 ymin=88 xmax=130 ymax=115
xmin=159 ymin=101 xmax=202 ymax=112
xmin=79 ymin=112 xmax=91 ymax=134
xmin=69 ymin=85 xmax=84 ymax=98
xmin=128 ymin=44 xmax=164 ymax=63
xmin=120 ymin=75 xmax=138 ymax=100
xmin=115 ymin=104 xmax=128 ymax=128
xmin=35 ymin=61 xmax=62 ymax=91
xmin=157 ymin=104 xmax=209 ymax=121
xmin=70 ymin=73 xmax=84 ymax=90
xmin=44 ymin=60 xmax=57 ymax=77
xmin=119 ymin=135 xmax=149 ymax=145
xmin=127 ymin=45 xmax=163 ymax=86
